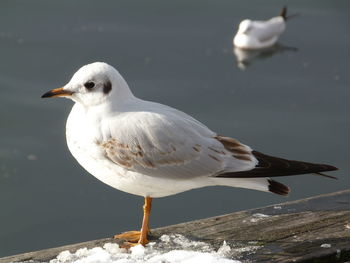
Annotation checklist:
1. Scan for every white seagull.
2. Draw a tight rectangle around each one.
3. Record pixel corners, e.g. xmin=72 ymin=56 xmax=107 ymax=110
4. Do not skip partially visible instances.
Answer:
xmin=42 ymin=62 xmax=337 ymax=246
xmin=234 ymin=7 xmax=291 ymax=50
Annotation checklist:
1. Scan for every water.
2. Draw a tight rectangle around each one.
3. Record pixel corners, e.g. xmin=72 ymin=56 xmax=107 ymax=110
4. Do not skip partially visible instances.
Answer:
xmin=0 ymin=0 xmax=349 ymax=257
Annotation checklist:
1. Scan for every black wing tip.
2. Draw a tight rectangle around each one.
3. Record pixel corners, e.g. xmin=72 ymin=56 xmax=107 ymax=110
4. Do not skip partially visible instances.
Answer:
xmin=314 ymin=164 xmax=338 ymax=179
xmin=314 ymin=172 xmax=338 ymax=180
xmin=323 ymin=164 xmax=338 ymax=172
xmin=268 ymin=179 xmax=290 ymax=196
xmin=280 ymin=6 xmax=287 ymax=20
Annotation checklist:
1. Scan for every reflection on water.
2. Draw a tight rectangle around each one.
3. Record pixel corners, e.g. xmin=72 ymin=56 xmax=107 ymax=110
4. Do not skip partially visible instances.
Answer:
xmin=233 ymin=44 xmax=298 ymax=70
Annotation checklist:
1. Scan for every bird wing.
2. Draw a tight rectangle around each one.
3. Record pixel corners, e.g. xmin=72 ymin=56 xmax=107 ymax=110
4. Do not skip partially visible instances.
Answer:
xmin=216 ymin=150 xmax=338 ymax=179
xmin=98 ymin=103 xmax=257 ymax=179
xmin=250 ymin=18 xmax=285 ymax=42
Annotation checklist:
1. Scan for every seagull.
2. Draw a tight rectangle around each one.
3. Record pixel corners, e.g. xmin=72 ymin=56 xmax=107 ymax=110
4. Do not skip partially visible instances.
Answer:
xmin=234 ymin=7 xmax=293 ymax=50
xmin=41 ymin=62 xmax=337 ymax=246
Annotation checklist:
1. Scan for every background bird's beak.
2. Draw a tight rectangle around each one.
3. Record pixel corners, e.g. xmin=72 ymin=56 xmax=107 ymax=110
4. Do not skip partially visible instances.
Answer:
xmin=41 ymin=87 xmax=73 ymax=98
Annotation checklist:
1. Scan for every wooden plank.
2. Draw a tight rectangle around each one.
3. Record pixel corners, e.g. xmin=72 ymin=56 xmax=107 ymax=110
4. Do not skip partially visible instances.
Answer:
xmin=1 ymin=190 xmax=350 ymax=263
xmin=152 ymin=190 xmax=350 ymax=262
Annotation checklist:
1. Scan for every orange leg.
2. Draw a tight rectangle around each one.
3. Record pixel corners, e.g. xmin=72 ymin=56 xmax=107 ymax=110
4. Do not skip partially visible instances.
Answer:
xmin=114 ymin=197 xmax=152 ymax=246
xmin=138 ymin=196 xmax=152 ymax=245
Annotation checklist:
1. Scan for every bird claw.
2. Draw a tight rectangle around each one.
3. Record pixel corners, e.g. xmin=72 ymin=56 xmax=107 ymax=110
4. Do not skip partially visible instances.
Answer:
xmin=114 ymin=230 xmax=150 ymax=247
xmin=114 ymin=230 xmax=141 ymax=243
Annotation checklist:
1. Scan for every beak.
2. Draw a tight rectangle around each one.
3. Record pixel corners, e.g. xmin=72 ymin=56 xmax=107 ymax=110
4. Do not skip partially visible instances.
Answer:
xmin=41 ymin=87 xmax=74 ymax=98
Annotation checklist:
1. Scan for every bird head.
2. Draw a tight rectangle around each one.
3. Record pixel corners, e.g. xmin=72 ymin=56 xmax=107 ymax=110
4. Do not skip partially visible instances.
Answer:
xmin=41 ymin=62 xmax=133 ymax=107
xmin=238 ymin=20 xmax=253 ymax=34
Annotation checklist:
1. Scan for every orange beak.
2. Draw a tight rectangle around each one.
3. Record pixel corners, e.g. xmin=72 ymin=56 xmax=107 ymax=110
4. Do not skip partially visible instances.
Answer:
xmin=41 ymin=87 xmax=73 ymax=98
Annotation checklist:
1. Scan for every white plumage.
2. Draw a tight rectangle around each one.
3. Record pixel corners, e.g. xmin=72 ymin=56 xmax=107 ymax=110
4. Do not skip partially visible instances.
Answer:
xmin=44 ymin=62 xmax=276 ymax=198
xmin=234 ymin=10 xmax=286 ymax=50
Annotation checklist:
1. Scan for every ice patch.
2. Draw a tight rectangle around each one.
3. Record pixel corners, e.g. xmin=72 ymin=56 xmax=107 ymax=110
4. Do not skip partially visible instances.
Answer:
xmin=216 ymin=241 xmax=231 ymax=257
xmin=320 ymin=243 xmax=331 ymax=248
xmin=229 ymin=245 xmax=260 ymax=258
xmin=252 ymin=213 xmax=270 ymax=218
xmin=49 ymin=234 xmax=241 ymax=263
xmin=250 ymin=213 xmax=270 ymax=223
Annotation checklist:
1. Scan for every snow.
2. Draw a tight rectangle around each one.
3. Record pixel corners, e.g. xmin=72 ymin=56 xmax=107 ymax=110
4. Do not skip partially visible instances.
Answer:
xmin=320 ymin=243 xmax=332 ymax=248
xmin=49 ymin=234 xmax=242 ymax=263
xmin=249 ymin=213 xmax=270 ymax=223
xmin=252 ymin=213 xmax=270 ymax=218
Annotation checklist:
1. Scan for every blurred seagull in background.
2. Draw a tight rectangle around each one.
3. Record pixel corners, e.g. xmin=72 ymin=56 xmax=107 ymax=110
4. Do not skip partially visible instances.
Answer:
xmin=234 ymin=7 xmax=295 ymax=50
xmin=42 ymin=62 xmax=337 ymax=247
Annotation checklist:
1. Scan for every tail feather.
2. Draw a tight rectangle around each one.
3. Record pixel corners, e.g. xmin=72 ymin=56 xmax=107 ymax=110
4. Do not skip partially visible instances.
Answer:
xmin=212 ymin=177 xmax=290 ymax=196
xmin=279 ymin=6 xmax=300 ymax=21
xmin=279 ymin=6 xmax=287 ymax=21
xmin=268 ymin=179 xmax=290 ymax=196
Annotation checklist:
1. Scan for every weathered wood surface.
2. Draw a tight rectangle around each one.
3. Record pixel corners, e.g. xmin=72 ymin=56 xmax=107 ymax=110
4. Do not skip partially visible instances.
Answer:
xmin=1 ymin=189 xmax=350 ymax=263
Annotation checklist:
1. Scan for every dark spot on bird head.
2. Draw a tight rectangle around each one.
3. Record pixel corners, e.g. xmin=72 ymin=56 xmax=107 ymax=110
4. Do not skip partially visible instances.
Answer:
xmin=103 ymin=80 xmax=112 ymax=94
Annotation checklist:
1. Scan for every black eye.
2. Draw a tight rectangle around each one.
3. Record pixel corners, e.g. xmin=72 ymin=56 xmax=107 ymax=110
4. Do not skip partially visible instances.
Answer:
xmin=84 ymin=81 xmax=95 ymax=90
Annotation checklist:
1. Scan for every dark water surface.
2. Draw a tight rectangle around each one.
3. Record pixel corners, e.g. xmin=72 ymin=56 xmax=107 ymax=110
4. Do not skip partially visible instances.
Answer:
xmin=0 ymin=0 xmax=349 ymax=257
